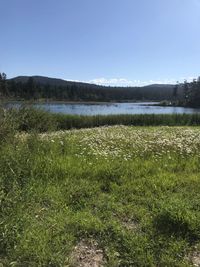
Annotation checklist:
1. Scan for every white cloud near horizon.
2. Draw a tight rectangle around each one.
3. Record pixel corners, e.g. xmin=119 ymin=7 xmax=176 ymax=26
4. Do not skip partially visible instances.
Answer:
xmin=67 ymin=76 xmax=197 ymax=87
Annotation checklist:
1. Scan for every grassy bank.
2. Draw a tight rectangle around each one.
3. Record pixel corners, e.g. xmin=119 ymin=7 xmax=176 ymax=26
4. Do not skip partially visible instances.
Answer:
xmin=1 ymin=124 xmax=200 ymax=266
xmin=54 ymin=113 xmax=200 ymax=130
xmin=2 ymin=106 xmax=200 ymax=133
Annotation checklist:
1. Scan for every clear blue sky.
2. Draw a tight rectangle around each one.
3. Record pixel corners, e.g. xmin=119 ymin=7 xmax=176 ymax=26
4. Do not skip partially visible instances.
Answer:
xmin=1 ymin=0 xmax=200 ymax=86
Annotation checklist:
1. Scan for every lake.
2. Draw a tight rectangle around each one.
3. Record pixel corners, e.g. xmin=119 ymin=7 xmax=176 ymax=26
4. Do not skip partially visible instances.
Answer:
xmin=5 ymin=102 xmax=200 ymax=115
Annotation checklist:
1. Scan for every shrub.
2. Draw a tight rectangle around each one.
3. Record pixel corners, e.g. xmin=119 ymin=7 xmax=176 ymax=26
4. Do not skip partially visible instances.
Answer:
xmin=16 ymin=106 xmax=57 ymax=132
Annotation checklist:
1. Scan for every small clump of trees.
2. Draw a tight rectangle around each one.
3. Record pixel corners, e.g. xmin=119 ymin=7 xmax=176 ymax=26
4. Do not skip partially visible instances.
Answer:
xmin=182 ymin=77 xmax=200 ymax=107
xmin=161 ymin=77 xmax=200 ymax=108
xmin=172 ymin=77 xmax=200 ymax=107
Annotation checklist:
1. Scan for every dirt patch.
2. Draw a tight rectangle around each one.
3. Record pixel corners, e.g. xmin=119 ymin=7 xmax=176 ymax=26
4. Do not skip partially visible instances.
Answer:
xmin=121 ymin=219 xmax=139 ymax=231
xmin=185 ymin=246 xmax=200 ymax=267
xmin=69 ymin=239 xmax=105 ymax=267
xmin=188 ymin=250 xmax=200 ymax=267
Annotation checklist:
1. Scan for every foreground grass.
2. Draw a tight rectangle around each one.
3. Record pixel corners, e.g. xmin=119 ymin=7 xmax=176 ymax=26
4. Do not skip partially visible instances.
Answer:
xmin=1 ymin=126 xmax=200 ymax=266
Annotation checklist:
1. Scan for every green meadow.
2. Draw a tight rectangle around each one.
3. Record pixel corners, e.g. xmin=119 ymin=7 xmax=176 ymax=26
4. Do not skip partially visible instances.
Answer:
xmin=1 ymin=108 xmax=200 ymax=266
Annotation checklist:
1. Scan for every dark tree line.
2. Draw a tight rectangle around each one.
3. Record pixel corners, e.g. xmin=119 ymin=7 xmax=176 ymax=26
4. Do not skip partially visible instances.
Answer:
xmin=0 ymin=72 xmax=187 ymax=102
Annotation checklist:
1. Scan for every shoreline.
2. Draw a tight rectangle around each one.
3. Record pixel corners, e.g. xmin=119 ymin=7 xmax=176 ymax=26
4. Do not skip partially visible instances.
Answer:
xmin=1 ymin=99 xmax=160 ymax=105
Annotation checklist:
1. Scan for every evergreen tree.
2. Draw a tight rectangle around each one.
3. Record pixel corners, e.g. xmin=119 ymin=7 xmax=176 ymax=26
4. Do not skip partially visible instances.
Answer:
xmin=173 ymin=82 xmax=178 ymax=99
xmin=0 ymin=72 xmax=8 ymax=97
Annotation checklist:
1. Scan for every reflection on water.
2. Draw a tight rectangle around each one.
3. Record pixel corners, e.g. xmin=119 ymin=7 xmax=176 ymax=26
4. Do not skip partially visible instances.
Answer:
xmin=5 ymin=102 xmax=200 ymax=115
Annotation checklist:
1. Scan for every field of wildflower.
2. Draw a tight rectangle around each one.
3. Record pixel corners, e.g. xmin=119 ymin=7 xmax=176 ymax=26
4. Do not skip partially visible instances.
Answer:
xmin=1 ymin=125 xmax=200 ymax=266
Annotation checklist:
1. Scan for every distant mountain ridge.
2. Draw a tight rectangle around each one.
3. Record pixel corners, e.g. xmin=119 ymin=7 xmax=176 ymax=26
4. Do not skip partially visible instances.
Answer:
xmin=11 ymin=75 xmax=175 ymax=90
xmin=11 ymin=75 xmax=98 ymax=88
xmin=6 ymin=75 xmax=179 ymax=101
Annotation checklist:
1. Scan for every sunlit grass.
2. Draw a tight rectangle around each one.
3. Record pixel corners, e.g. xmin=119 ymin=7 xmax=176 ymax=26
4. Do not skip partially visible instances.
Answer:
xmin=1 ymin=126 xmax=200 ymax=266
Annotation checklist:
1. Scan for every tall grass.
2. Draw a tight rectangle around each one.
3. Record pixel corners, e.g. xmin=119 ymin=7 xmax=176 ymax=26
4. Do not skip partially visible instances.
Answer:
xmin=54 ymin=112 xmax=200 ymax=130
xmin=2 ymin=106 xmax=200 ymax=133
xmin=0 ymin=108 xmax=18 ymax=144
xmin=1 ymin=123 xmax=200 ymax=266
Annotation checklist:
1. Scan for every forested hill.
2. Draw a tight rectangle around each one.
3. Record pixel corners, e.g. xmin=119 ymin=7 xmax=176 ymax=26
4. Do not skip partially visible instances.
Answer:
xmin=12 ymin=76 xmax=99 ymax=88
xmin=2 ymin=74 xmax=177 ymax=101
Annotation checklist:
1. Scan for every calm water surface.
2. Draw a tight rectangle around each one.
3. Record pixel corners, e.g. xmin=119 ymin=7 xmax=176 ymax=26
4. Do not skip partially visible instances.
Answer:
xmin=28 ymin=102 xmax=200 ymax=115
xmin=6 ymin=102 xmax=200 ymax=115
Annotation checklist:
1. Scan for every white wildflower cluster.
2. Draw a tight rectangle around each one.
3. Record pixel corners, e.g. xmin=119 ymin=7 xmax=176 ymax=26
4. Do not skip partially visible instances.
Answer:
xmin=39 ymin=126 xmax=200 ymax=161
xmin=74 ymin=126 xmax=200 ymax=160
